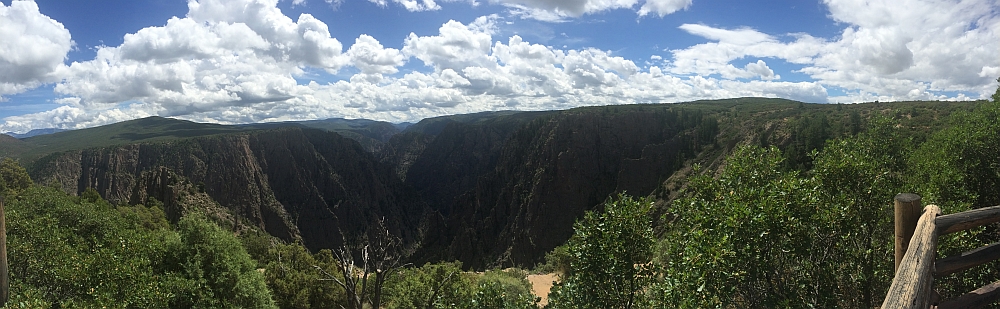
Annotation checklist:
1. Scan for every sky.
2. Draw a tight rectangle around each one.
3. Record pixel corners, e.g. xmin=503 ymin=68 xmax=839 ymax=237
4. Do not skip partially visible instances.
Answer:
xmin=0 ymin=0 xmax=997 ymax=133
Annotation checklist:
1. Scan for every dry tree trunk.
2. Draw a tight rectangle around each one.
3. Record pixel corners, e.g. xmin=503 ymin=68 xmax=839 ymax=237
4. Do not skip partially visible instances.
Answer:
xmin=0 ymin=195 xmax=8 ymax=306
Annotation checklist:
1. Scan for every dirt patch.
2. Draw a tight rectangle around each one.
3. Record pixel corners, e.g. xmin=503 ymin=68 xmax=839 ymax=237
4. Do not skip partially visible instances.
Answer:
xmin=528 ymin=273 xmax=559 ymax=307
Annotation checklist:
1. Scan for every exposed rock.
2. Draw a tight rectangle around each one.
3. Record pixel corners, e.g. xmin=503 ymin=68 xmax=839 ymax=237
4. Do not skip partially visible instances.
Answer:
xmin=30 ymin=127 xmax=428 ymax=252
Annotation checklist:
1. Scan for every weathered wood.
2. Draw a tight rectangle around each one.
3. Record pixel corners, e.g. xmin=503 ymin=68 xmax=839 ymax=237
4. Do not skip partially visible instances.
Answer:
xmin=0 ymin=195 xmax=8 ymax=307
xmin=937 ymin=279 xmax=1000 ymax=309
xmin=936 ymin=242 xmax=1000 ymax=277
xmin=936 ymin=205 xmax=1000 ymax=235
xmin=895 ymin=193 xmax=923 ymax=271
xmin=882 ymin=205 xmax=940 ymax=309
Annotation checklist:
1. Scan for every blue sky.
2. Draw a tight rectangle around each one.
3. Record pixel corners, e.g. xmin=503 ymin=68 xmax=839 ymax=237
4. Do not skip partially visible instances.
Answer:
xmin=0 ymin=0 xmax=997 ymax=133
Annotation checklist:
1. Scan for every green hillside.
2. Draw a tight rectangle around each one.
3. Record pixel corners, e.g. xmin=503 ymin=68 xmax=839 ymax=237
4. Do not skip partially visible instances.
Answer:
xmin=0 ymin=116 xmax=407 ymax=162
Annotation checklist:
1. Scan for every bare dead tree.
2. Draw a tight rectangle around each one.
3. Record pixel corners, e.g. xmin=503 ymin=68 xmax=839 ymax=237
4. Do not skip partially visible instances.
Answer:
xmin=315 ymin=217 xmax=408 ymax=309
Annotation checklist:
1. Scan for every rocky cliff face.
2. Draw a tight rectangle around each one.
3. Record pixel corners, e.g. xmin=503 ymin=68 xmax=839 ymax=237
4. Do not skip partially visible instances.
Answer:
xmin=25 ymin=106 xmax=718 ymax=269
xmin=20 ymin=101 xmax=977 ymax=269
xmin=31 ymin=127 xmax=428 ymax=251
xmin=404 ymin=106 xmax=715 ymax=268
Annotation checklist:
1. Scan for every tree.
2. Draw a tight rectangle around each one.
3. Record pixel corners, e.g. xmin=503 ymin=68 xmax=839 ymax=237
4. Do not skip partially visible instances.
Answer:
xmin=239 ymin=231 xmax=345 ymax=309
xmin=316 ymin=218 xmax=407 ymax=309
xmin=167 ymin=214 xmax=277 ymax=309
xmin=811 ymin=116 xmax=908 ymax=307
xmin=546 ymin=194 xmax=655 ymax=309
xmin=657 ymin=146 xmax=832 ymax=308
xmin=0 ymin=158 xmax=32 ymax=197
xmin=907 ymin=81 xmax=1000 ymax=298
xmin=383 ymin=261 xmax=473 ymax=309
xmin=6 ymin=186 xmax=179 ymax=307
xmin=993 ymin=77 xmax=1000 ymax=104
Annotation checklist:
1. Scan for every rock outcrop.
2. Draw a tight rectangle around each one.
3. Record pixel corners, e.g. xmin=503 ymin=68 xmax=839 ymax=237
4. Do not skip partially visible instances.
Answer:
xmin=31 ymin=127 xmax=428 ymax=251
xmin=405 ymin=106 xmax=715 ymax=268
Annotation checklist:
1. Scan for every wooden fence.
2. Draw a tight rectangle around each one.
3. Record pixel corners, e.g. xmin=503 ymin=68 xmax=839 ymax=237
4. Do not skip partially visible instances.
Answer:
xmin=0 ymin=195 xmax=7 ymax=307
xmin=882 ymin=193 xmax=1000 ymax=309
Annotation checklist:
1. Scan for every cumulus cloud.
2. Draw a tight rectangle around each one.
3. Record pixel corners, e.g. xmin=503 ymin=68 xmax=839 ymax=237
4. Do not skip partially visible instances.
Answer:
xmin=809 ymin=0 xmax=999 ymax=98
xmin=743 ymin=60 xmax=776 ymax=80
xmin=0 ymin=0 xmax=72 ymax=99
xmin=347 ymin=35 xmax=406 ymax=75
xmin=638 ymin=0 xmax=691 ymax=17
xmin=367 ymin=0 xmax=441 ymax=11
xmin=499 ymin=0 xmax=689 ymax=20
xmin=3 ymin=0 xmax=997 ymax=133
xmin=3 ymin=11 xmax=835 ymax=133
xmin=402 ymin=16 xmax=498 ymax=71
xmin=670 ymin=0 xmax=1000 ymax=102
xmin=678 ymin=24 xmax=773 ymax=45
xmin=52 ymin=0 xmax=353 ymax=117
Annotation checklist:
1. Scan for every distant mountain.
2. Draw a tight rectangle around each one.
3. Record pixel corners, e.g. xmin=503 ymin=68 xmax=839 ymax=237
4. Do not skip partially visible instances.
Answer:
xmin=0 ymin=116 xmax=405 ymax=162
xmin=242 ymin=118 xmax=403 ymax=151
xmin=4 ymin=128 xmax=67 ymax=139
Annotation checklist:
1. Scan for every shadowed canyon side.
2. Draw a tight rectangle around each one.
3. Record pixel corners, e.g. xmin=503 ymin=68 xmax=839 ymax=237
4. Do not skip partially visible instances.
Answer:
xmin=15 ymin=105 xmax=726 ymax=269
xmin=28 ymin=127 xmax=430 ymax=251
xmin=406 ymin=106 xmax=717 ymax=268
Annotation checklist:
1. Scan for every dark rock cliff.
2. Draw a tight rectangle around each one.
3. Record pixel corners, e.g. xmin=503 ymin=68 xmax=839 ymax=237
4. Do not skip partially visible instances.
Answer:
xmin=24 ymin=106 xmax=718 ymax=269
xmin=30 ymin=128 xmax=428 ymax=251
xmin=405 ymin=106 xmax=715 ymax=268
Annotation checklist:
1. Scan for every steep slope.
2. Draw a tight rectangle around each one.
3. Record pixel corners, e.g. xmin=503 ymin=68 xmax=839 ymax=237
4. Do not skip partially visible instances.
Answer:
xmin=30 ymin=127 xmax=428 ymax=250
xmin=408 ymin=105 xmax=717 ymax=268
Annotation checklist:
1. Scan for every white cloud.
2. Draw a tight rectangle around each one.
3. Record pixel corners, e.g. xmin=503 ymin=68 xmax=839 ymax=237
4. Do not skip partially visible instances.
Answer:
xmin=0 ymin=103 xmax=160 ymax=133
xmin=52 ymin=0 xmax=353 ymax=117
xmin=402 ymin=17 xmax=498 ymax=71
xmin=3 ymin=0 xmax=997 ymax=133
xmin=499 ymin=0 xmax=689 ymax=21
xmin=367 ymin=0 xmax=442 ymax=11
xmin=810 ymin=0 xmax=1000 ymax=98
xmin=0 ymin=0 xmax=72 ymax=99
xmin=743 ymin=60 xmax=776 ymax=80
xmin=638 ymin=0 xmax=691 ymax=17
xmin=8 ymin=11 xmax=835 ymax=133
xmin=498 ymin=0 xmax=636 ymax=18
xmin=187 ymin=0 xmax=349 ymax=71
xmin=669 ymin=0 xmax=1000 ymax=102
xmin=347 ymin=35 xmax=406 ymax=75
xmin=678 ymin=24 xmax=772 ymax=45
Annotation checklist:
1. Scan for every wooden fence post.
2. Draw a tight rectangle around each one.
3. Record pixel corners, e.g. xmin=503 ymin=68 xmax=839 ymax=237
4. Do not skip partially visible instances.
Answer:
xmin=895 ymin=193 xmax=922 ymax=272
xmin=0 ymin=195 xmax=8 ymax=307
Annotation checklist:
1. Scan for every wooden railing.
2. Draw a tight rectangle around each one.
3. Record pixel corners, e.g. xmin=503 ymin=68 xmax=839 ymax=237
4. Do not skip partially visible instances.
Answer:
xmin=0 ymin=195 xmax=8 ymax=307
xmin=882 ymin=193 xmax=1000 ymax=309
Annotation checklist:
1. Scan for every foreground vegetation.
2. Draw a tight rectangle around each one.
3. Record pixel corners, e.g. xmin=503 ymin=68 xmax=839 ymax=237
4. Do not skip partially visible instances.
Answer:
xmin=0 ymin=82 xmax=997 ymax=308
xmin=542 ymin=83 xmax=1000 ymax=308
xmin=0 ymin=159 xmax=540 ymax=308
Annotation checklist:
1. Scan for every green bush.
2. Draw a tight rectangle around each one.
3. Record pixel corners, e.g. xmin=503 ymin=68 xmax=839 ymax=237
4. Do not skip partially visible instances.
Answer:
xmin=0 ymin=158 xmax=32 ymax=197
xmin=6 ymin=186 xmax=177 ymax=308
xmin=657 ymin=146 xmax=829 ymax=308
xmin=471 ymin=269 xmax=538 ymax=309
xmin=240 ymin=230 xmax=346 ymax=309
xmin=546 ymin=194 xmax=654 ymax=309
xmin=908 ymin=96 xmax=1000 ymax=298
xmin=165 ymin=213 xmax=277 ymax=309
xmin=384 ymin=261 xmax=474 ymax=309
